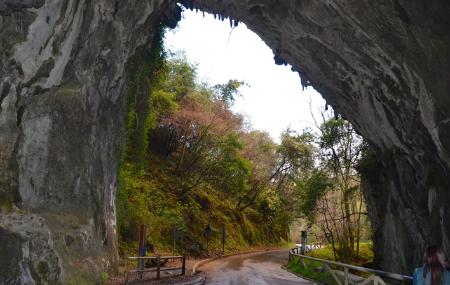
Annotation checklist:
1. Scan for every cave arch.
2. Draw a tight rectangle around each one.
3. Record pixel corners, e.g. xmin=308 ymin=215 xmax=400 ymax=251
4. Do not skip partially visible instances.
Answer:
xmin=0 ymin=0 xmax=449 ymax=283
xmin=178 ymin=0 xmax=450 ymax=275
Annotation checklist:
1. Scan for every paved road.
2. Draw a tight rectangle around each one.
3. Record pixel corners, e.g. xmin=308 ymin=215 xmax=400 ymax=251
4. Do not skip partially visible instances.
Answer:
xmin=198 ymin=250 xmax=314 ymax=285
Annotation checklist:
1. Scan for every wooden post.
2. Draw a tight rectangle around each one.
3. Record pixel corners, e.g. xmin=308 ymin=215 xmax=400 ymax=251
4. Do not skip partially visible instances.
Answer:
xmin=181 ymin=234 xmax=184 ymax=254
xmin=182 ymin=255 xmax=186 ymax=275
xmin=221 ymin=224 xmax=226 ymax=255
xmin=156 ymin=256 xmax=161 ymax=280
xmin=301 ymin=257 xmax=307 ymax=269
xmin=124 ymin=258 xmax=129 ymax=284
xmin=173 ymin=226 xmax=176 ymax=256
xmin=301 ymin=231 xmax=307 ymax=254
xmin=344 ymin=267 xmax=349 ymax=285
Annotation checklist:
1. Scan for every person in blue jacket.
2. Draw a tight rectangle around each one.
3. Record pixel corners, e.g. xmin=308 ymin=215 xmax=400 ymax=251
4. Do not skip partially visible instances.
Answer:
xmin=413 ymin=245 xmax=450 ymax=285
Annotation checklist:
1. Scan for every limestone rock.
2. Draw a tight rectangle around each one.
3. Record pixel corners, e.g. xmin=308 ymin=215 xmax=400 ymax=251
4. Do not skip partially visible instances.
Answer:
xmin=0 ymin=0 xmax=180 ymax=283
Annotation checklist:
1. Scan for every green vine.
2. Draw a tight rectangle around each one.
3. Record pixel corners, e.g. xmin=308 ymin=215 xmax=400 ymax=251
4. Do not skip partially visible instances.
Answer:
xmin=116 ymin=24 xmax=166 ymax=240
xmin=124 ymin=27 xmax=166 ymax=173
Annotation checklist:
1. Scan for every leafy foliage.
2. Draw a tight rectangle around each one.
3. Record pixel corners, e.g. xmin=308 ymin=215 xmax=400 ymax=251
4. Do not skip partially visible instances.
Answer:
xmin=123 ymin=28 xmax=166 ymax=173
xmin=307 ymin=242 xmax=374 ymax=266
xmin=213 ymin=79 xmax=246 ymax=106
xmin=294 ymin=112 xmax=372 ymax=263
xmin=295 ymin=171 xmax=331 ymax=221
xmin=117 ymin=47 xmax=298 ymax=255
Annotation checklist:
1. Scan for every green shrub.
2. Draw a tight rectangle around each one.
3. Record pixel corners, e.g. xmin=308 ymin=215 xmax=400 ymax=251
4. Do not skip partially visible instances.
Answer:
xmin=100 ymin=272 xmax=109 ymax=284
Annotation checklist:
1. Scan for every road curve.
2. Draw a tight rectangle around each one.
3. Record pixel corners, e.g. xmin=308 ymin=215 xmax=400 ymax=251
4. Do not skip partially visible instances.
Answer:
xmin=198 ymin=250 xmax=314 ymax=285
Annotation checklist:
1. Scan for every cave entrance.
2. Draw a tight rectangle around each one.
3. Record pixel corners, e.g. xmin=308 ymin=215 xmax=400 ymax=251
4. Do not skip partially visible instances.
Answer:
xmin=122 ymin=6 xmax=373 ymax=268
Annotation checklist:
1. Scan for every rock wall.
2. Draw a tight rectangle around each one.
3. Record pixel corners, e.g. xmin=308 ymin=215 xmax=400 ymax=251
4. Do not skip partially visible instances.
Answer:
xmin=0 ymin=0 xmax=180 ymax=283
xmin=180 ymin=0 xmax=450 ymax=274
xmin=1 ymin=0 xmax=449 ymax=282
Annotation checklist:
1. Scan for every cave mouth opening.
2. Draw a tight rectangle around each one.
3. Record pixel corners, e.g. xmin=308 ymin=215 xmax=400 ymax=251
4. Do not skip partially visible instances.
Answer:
xmin=160 ymin=2 xmax=450 ymax=274
xmin=141 ymin=5 xmax=373 ymax=262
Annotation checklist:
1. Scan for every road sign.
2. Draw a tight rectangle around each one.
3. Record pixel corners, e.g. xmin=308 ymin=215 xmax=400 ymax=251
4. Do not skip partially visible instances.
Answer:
xmin=204 ymin=224 xmax=211 ymax=238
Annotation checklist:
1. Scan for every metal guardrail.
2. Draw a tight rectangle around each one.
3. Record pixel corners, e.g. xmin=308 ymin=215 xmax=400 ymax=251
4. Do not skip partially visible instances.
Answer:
xmin=124 ymin=255 xmax=186 ymax=284
xmin=289 ymin=247 xmax=413 ymax=285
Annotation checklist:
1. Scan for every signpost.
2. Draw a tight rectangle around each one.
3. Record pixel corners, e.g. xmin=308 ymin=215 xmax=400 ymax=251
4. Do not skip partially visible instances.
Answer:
xmin=172 ymin=226 xmax=185 ymax=255
xmin=300 ymin=230 xmax=307 ymax=254
xmin=180 ymin=231 xmax=184 ymax=254
xmin=138 ymin=225 xmax=147 ymax=271
xmin=221 ymin=224 xmax=226 ymax=254
xmin=204 ymin=224 xmax=211 ymax=255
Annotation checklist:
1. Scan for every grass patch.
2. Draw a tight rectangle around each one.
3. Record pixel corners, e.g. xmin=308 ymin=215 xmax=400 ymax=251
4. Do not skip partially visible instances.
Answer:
xmin=288 ymin=258 xmax=338 ymax=285
xmin=307 ymin=242 xmax=374 ymax=267
xmin=288 ymin=242 xmax=375 ymax=283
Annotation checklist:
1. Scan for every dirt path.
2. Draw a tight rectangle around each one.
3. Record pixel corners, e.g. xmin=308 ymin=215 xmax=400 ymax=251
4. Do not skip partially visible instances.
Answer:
xmin=198 ymin=250 xmax=314 ymax=285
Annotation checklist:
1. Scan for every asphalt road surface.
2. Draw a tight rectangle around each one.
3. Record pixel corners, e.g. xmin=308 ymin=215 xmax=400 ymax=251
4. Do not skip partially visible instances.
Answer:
xmin=198 ymin=250 xmax=314 ymax=285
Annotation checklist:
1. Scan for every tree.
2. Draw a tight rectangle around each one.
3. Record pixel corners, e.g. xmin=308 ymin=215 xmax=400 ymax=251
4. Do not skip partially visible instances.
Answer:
xmin=213 ymin=79 xmax=246 ymax=106
xmin=318 ymin=116 xmax=365 ymax=261
xmin=151 ymin=77 xmax=249 ymax=197
xmin=295 ymin=111 xmax=369 ymax=263
xmin=236 ymin=129 xmax=315 ymax=212
xmin=235 ymin=131 xmax=277 ymax=211
xmin=159 ymin=52 xmax=197 ymax=100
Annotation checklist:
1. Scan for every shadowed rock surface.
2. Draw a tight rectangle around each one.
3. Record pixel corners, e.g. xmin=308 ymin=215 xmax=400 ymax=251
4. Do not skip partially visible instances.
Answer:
xmin=0 ymin=0 xmax=449 ymax=283
xmin=0 ymin=0 xmax=180 ymax=283
xmin=180 ymin=0 xmax=450 ymax=275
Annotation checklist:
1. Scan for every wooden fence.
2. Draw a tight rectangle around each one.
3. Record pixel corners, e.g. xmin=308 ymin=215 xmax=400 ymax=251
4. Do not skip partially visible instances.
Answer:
xmin=124 ymin=255 xmax=185 ymax=284
xmin=289 ymin=247 xmax=413 ymax=285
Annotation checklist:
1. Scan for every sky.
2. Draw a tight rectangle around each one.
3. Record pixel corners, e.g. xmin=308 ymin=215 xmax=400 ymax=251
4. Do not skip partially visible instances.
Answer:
xmin=164 ymin=9 xmax=326 ymax=141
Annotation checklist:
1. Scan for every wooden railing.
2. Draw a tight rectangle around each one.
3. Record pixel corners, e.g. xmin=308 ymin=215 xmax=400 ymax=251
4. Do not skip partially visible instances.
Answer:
xmin=124 ymin=255 xmax=185 ymax=284
xmin=289 ymin=247 xmax=413 ymax=285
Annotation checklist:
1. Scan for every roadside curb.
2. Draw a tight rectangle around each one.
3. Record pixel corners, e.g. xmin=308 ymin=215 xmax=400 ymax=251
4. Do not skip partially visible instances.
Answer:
xmin=192 ymin=257 xmax=219 ymax=274
xmin=176 ymin=275 xmax=206 ymax=285
xmin=192 ymin=248 xmax=288 ymax=274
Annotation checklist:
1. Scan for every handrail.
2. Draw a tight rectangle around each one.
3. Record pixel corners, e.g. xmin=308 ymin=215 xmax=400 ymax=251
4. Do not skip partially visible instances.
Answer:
xmin=127 ymin=255 xmax=183 ymax=260
xmin=124 ymin=255 xmax=186 ymax=284
xmin=289 ymin=247 xmax=413 ymax=284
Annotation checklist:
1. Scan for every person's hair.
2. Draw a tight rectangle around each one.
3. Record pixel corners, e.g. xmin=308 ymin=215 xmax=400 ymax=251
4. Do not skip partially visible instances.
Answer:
xmin=423 ymin=245 xmax=446 ymax=285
